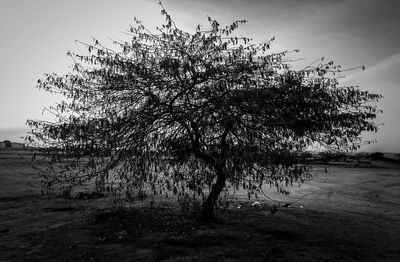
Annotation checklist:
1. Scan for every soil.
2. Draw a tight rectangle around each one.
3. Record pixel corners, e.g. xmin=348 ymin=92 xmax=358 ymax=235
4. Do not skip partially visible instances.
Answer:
xmin=1 ymin=148 xmax=400 ymax=261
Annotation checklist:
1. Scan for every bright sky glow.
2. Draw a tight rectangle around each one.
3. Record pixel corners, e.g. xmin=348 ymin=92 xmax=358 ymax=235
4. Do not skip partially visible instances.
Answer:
xmin=0 ymin=0 xmax=399 ymax=152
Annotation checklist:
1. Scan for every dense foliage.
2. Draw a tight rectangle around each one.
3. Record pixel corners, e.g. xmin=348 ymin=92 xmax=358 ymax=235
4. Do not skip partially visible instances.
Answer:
xmin=27 ymin=3 xmax=381 ymax=218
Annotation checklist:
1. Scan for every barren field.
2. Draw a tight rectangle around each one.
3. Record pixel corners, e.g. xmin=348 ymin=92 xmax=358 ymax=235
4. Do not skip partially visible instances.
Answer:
xmin=1 ymin=148 xmax=400 ymax=261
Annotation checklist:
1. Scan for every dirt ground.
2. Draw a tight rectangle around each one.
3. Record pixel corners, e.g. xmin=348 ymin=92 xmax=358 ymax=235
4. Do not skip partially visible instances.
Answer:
xmin=1 ymin=149 xmax=400 ymax=261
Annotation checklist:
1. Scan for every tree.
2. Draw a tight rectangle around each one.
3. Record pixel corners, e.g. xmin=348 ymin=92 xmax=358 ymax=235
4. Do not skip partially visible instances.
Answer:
xmin=27 ymin=2 xmax=382 ymax=219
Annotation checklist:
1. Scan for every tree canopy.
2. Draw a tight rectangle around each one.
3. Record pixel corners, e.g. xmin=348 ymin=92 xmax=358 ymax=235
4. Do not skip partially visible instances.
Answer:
xmin=27 ymin=2 xmax=382 ymax=218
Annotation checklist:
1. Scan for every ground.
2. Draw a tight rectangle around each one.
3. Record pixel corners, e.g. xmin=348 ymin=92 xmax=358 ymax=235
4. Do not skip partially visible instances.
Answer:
xmin=0 ymin=148 xmax=399 ymax=261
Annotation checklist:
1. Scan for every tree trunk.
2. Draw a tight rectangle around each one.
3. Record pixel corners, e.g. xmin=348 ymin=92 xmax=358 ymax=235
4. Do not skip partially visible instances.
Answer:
xmin=201 ymin=169 xmax=226 ymax=220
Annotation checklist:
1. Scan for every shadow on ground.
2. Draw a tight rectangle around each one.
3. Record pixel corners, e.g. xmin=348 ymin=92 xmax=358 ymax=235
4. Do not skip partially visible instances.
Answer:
xmin=1 ymin=149 xmax=400 ymax=261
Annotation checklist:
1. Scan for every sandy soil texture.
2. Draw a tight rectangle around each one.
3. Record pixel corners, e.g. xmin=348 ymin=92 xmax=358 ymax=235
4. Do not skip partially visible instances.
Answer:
xmin=1 ymin=149 xmax=400 ymax=261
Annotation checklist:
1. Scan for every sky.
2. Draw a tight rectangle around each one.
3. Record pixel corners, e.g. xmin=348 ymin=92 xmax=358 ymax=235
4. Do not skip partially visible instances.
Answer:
xmin=0 ymin=0 xmax=399 ymax=152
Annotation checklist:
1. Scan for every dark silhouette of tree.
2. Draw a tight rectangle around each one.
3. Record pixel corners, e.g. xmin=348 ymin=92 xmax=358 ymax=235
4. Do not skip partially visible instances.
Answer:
xmin=368 ymin=152 xmax=384 ymax=160
xmin=27 ymin=2 xmax=382 ymax=219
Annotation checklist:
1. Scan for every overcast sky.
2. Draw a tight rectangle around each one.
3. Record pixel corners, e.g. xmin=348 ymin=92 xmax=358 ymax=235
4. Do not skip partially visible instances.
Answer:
xmin=0 ymin=0 xmax=399 ymax=152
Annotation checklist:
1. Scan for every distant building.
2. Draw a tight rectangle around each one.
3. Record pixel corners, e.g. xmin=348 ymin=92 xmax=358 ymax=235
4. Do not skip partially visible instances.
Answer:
xmin=11 ymin=142 xmax=25 ymax=148
xmin=0 ymin=140 xmax=12 ymax=148
xmin=0 ymin=140 xmax=25 ymax=148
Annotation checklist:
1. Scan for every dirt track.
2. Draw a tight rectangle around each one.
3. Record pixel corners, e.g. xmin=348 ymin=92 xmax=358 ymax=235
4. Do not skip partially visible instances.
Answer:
xmin=1 ymin=149 xmax=399 ymax=261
